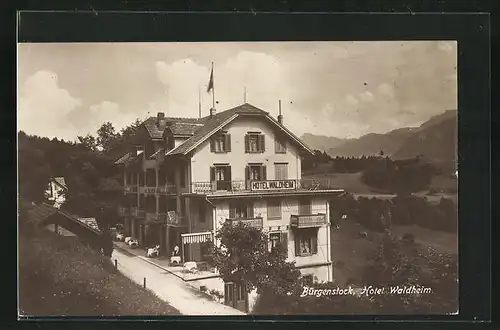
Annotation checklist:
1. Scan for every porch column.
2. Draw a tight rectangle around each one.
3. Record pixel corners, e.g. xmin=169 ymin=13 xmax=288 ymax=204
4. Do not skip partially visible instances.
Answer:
xmin=186 ymin=197 xmax=192 ymax=260
xmin=123 ymin=168 xmax=127 ymax=188
xmin=136 ymin=172 xmax=140 ymax=208
xmin=326 ymin=200 xmax=332 ymax=282
xmin=155 ymin=167 xmax=159 ymax=214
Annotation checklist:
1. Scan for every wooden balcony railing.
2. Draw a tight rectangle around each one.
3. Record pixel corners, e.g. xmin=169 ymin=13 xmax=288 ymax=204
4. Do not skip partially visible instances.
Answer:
xmin=226 ymin=217 xmax=263 ymax=229
xmin=290 ymin=214 xmax=327 ymax=228
xmin=191 ymin=179 xmax=342 ymax=194
xmin=145 ymin=211 xmax=183 ymax=226
xmin=124 ymin=186 xmax=138 ymax=193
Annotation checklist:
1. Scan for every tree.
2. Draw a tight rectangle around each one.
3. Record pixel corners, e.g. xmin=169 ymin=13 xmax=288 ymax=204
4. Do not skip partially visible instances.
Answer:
xmin=208 ymin=221 xmax=301 ymax=297
xmin=77 ymin=134 xmax=97 ymax=152
xmin=120 ymin=118 xmax=142 ymax=140
xmin=96 ymin=122 xmax=120 ymax=152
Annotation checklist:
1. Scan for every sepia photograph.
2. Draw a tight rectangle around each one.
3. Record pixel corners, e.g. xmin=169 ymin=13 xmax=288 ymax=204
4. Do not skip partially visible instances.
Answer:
xmin=18 ymin=40 xmax=458 ymax=316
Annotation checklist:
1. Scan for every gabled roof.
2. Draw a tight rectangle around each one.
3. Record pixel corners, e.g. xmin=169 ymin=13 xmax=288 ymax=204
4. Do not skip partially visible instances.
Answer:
xmin=143 ymin=116 xmax=204 ymax=140
xmin=114 ymin=152 xmax=132 ymax=165
xmin=49 ymin=177 xmax=68 ymax=190
xmin=167 ymin=103 xmax=314 ymax=156
xmin=168 ymin=122 xmax=204 ymax=136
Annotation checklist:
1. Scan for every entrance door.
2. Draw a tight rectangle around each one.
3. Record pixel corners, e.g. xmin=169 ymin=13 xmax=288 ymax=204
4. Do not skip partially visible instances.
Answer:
xmin=224 ymin=282 xmax=247 ymax=313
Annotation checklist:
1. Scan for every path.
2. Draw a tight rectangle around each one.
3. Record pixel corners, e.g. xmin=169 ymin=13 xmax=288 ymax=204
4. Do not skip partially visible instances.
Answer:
xmin=112 ymin=249 xmax=246 ymax=316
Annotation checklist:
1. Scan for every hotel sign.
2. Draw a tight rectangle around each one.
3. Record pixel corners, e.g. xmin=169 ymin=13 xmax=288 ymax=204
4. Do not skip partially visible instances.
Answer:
xmin=251 ymin=180 xmax=296 ymax=191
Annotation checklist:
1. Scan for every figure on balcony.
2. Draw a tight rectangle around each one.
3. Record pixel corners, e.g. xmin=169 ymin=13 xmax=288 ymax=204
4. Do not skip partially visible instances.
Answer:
xmin=172 ymin=245 xmax=180 ymax=256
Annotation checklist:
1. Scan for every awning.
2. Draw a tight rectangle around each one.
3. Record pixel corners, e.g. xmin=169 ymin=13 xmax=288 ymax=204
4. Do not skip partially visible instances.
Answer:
xmin=181 ymin=231 xmax=213 ymax=245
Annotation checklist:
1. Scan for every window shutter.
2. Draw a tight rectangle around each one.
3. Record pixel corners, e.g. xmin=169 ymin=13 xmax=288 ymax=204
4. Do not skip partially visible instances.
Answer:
xmin=210 ymin=166 xmax=215 ymax=182
xmin=259 ymin=135 xmax=265 ymax=153
xmin=260 ymin=165 xmax=267 ymax=180
xmin=311 ymin=232 xmax=318 ymax=254
xmin=245 ymin=166 xmax=250 ymax=189
xmin=229 ymin=204 xmax=236 ymax=219
xmin=224 ymin=282 xmax=235 ymax=305
xmin=225 ymin=134 xmax=231 ymax=152
xmin=247 ymin=202 xmax=254 ymax=218
xmin=210 ymin=138 xmax=215 ymax=152
xmin=226 ymin=166 xmax=232 ymax=188
xmin=281 ymin=232 xmax=288 ymax=253
xmin=284 ymin=164 xmax=288 ymax=179
xmin=294 ymin=233 xmax=301 ymax=256
xmin=244 ymin=135 xmax=249 ymax=153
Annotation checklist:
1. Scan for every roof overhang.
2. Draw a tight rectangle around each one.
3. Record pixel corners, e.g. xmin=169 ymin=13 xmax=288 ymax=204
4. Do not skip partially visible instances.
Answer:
xmin=183 ymin=189 xmax=346 ymax=200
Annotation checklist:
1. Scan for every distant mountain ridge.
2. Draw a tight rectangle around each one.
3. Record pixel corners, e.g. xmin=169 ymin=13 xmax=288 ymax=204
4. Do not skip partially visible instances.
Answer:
xmin=300 ymin=110 xmax=457 ymax=163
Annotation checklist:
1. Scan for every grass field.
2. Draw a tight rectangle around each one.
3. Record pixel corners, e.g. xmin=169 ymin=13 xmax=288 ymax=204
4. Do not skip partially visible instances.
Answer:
xmin=331 ymin=220 xmax=458 ymax=286
xmin=19 ymin=229 xmax=181 ymax=316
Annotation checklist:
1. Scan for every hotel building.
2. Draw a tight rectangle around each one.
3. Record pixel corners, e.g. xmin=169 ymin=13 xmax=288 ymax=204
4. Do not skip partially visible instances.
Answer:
xmin=114 ymin=103 xmax=344 ymax=312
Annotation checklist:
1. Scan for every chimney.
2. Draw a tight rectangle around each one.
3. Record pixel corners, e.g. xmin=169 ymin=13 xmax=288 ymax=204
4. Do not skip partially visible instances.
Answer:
xmin=277 ymin=100 xmax=283 ymax=124
xmin=210 ymin=107 xmax=216 ymax=117
xmin=157 ymin=112 xmax=165 ymax=126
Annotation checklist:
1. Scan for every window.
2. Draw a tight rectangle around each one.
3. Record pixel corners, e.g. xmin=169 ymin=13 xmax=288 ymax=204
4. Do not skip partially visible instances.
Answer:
xmin=269 ymin=232 xmax=288 ymax=253
xmin=267 ymin=199 xmax=281 ymax=220
xmin=229 ymin=201 xmax=254 ymax=219
xmin=146 ymin=169 xmax=156 ymax=187
xmin=199 ymin=202 xmax=206 ymax=223
xmin=210 ymin=133 xmax=231 ymax=153
xmin=139 ymin=171 xmax=145 ymax=186
xmin=245 ymin=133 xmax=265 ymax=153
xmin=298 ymin=198 xmax=312 ymax=215
xmin=210 ymin=165 xmax=232 ymax=191
xmin=274 ymin=163 xmax=288 ymax=180
xmin=275 ymin=136 xmax=287 ymax=153
xmin=246 ymin=164 xmax=266 ymax=181
xmin=294 ymin=228 xmax=318 ymax=256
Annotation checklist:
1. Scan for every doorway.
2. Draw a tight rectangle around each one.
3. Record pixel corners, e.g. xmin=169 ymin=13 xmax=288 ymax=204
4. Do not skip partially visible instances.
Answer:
xmin=224 ymin=281 xmax=248 ymax=313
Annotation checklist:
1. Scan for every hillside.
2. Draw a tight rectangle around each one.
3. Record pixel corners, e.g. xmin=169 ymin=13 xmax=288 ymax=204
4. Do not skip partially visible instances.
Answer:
xmin=19 ymin=227 xmax=180 ymax=316
xmin=326 ymin=127 xmax=415 ymax=158
xmin=300 ymin=133 xmax=346 ymax=152
xmin=393 ymin=110 xmax=457 ymax=162
xmin=301 ymin=110 xmax=457 ymax=163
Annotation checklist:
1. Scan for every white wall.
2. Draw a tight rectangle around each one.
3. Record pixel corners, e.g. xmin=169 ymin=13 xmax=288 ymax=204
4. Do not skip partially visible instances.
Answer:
xmin=45 ymin=182 xmax=66 ymax=208
xmin=213 ymin=196 xmax=330 ymax=269
xmin=190 ymin=116 xmax=302 ymax=184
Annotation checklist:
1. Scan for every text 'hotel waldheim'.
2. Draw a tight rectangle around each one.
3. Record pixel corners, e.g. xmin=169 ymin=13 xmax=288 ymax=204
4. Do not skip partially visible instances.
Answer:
xmin=113 ymin=103 xmax=345 ymax=309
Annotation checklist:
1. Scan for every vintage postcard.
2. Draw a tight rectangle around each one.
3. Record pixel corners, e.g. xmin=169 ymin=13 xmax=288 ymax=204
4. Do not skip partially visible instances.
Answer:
xmin=18 ymin=40 xmax=458 ymax=316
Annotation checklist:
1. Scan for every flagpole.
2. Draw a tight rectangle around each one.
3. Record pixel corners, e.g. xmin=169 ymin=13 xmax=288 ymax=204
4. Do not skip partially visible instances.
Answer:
xmin=212 ymin=62 xmax=215 ymax=108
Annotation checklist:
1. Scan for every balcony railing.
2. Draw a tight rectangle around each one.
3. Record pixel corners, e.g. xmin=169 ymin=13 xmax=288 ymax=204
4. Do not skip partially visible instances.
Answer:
xmin=145 ymin=211 xmax=183 ymax=226
xmin=137 ymin=184 xmax=177 ymax=195
xmin=130 ymin=207 xmax=146 ymax=218
xmin=226 ymin=217 xmax=263 ymax=229
xmin=290 ymin=214 xmax=327 ymax=228
xmin=191 ymin=179 xmax=342 ymax=194
xmin=124 ymin=185 xmax=138 ymax=193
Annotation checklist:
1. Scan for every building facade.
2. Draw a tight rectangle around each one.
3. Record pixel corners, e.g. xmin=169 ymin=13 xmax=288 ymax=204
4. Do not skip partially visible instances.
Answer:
xmin=44 ymin=177 xmax=67 ymax=209
xmin=114 ymin=103 xmax=344 ymax=312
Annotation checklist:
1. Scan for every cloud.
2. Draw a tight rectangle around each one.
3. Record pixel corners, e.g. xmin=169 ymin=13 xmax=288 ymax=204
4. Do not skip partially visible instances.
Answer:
xmin=359 ymin=91 xmax=374 ymax=102
xmin=18 ymin=70 xmax=83 ymax=140
xmin=87 ymin=101 xmax=139 ymax=134
xmin=152 ymin=51 xmax=288 ymax=119
xmin=345 ymin=94 xmax=359 ymax=106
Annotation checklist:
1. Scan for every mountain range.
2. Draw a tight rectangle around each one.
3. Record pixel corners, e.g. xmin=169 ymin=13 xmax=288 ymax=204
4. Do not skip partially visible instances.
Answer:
xmin=301 ymin=110 xmax=457 ymax=163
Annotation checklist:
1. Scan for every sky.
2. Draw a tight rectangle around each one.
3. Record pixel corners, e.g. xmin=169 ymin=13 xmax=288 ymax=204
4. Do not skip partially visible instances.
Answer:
xmin=17 ymin=41 xmax=457 ymax=141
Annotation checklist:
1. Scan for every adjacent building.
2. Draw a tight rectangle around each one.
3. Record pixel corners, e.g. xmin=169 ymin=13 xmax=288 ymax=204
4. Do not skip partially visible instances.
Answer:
xmin=114 ymin=103 xmax=345 ymax=312
xmin=44 ymin=177 xmax=67 ymax=209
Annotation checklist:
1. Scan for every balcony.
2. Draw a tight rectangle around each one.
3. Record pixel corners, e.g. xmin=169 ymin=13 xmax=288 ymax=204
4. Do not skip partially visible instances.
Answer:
xmin=190 ymin=179 xmax=342 ymax=195
xmin=124 ymin=185 xmax=138 ymax=193
xmin=157 ymin=184 xmax=177 ymax=195
xmin=145 ymin=211 xmax=183 ymax=226
xmin=290 ymin=214 xmax=327 ymax=228
xmin=130 ymin=207 xmax=146 ymax=218
xmin=226 ymin=217 xmax=263 ymax=230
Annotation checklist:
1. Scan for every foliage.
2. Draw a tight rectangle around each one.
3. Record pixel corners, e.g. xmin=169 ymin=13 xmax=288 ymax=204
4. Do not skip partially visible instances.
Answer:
xmin=96 ymin=122 xmax=120 ymax=152
xmin=208 ymin=221 xmax=301 ymax=296
xmin=18 ymin=227 xmax=180 ymax=316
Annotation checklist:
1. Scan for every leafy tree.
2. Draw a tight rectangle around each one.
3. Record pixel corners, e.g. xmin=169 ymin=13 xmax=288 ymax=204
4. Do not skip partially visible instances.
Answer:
xmin=96 ymin=122 xmax=120 ymax=152
xmin=208 ymin=221 xmax=301 ymax=297
xmin=77 ymin=134 xmax=98 ymax=152
xmin=120 ymin=118 xmax=142 ymax=140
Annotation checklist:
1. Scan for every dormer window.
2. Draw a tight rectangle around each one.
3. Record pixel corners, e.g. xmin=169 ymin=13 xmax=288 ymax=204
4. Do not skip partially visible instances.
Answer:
xmin=245 ymin=132 xmax=265 ymax=153
xmin=210 ymin=132 xmax=231 ymax=153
